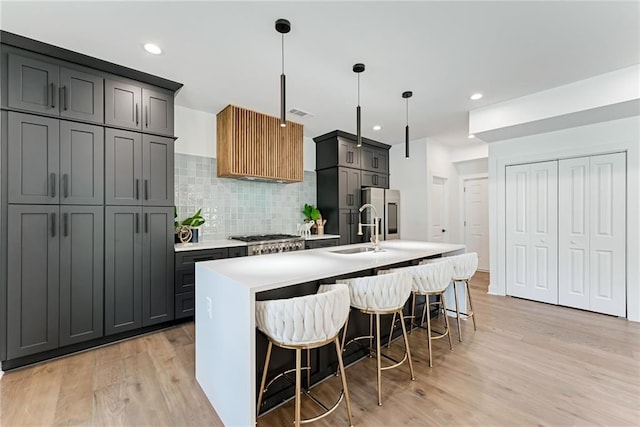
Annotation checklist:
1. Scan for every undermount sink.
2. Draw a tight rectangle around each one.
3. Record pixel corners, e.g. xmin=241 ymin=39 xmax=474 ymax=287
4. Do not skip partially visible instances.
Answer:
xmin=330 ymin=247 xmax=384 ymax=254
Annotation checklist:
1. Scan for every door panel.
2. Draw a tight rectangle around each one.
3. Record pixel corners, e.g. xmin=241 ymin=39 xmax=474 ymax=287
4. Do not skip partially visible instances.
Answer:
xmin=506 ymin=164 xmax=530 ymax=299
xmin=105 ymin=128 xmax=142 ymax=205
xmin=105 ymin=80 xmax=142 ymax=130
xmin=60 ymin=121 xmax=104 ymax=205
xmin=8 ymin=54 xmax=59 ymax=115
xmin=59 ymin=67 xmax=104 ymax=123
xmin=8 ymin=112 xmax=59 ymax=204
xmin=464 ymin=178 xmax=489 ymax=271
xmin=7 ymin=206 xmax=59 ymax=359
xmin=142 ymin=88 xmax=174 ymax=136
xmin=59 ymin=206 xmax=104 ymax=346
xmin=430 ymin=176 xmax=448 ymax=242
xmin=142 ymin=135 xmax=174 ymax=206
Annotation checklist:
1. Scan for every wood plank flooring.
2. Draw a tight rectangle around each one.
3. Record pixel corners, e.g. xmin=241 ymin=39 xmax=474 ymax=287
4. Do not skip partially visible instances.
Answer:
xmin=1 ymin=272 xmax=639 ymax=426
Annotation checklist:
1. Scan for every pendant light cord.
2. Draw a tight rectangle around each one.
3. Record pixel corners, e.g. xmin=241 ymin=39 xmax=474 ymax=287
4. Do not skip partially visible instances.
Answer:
xmin=406 ymin=98 xmax=409 ymax=125
xmin=357 ymin=73 xmax=360 ymax=106
xmin=281 ymin=34 xmax=285 ymax=73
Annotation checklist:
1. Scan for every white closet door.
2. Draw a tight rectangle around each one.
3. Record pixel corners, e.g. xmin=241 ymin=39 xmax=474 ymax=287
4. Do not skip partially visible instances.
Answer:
xmin=506 ymin=161 xmax=558 ymax=303
xmin=529 ymin=161 xmax=558 ymax=304
xmin=559 ymin=157 xmax=590 ymax=309
xmin=590 ymin=153 xmax=626 ymax=316
xmin=506 ymin=164 xmax=530 ymax=299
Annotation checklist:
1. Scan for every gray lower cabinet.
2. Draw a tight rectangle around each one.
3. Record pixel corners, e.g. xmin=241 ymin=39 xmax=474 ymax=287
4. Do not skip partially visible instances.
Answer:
xmin=142 ymin=88 xmax=174 ymax=136
xmin=104 ymin=79 xmax=142 ymax=131
xmin=142 ymin=135 xmax=174 ymax=206
xmin=8 ymin=54 xmax=59 ymax=115
xmin=304 ymin=238 xmax=340 ymax=250
xmin=338 ymin=209 xmax=359 ymax=246
xmin=7 ymin=205 xmax=60 ymax=359
xmin=104 ymin=206 xmax=174 ymax=335
xmin=59 ymin=206 xmax=104 ymax=346
xmin=105 ymin=128 xmax=142 ymax=205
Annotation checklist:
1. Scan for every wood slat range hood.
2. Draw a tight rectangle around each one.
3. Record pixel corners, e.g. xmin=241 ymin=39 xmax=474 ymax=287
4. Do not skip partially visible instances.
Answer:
xmin=216 ymin=105 xmax=304 ymax=183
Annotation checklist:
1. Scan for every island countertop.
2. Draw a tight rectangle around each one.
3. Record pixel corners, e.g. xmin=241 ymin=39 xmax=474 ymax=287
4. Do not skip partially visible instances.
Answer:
xmin=197 ymin=240 xmax=465 ymax=293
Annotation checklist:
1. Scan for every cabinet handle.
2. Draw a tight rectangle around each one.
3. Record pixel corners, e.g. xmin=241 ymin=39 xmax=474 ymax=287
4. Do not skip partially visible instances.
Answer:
xmin=347 ymin=212 xmax=352 ymax=225
xmin=347 ymin=151 xmax=353 ymax=164
xmin=63 ymin=174 xmax=69 ymax=198
xmin=51 ymin=213 xmax=56 ymax=237
xmin=144 ymin=212 xmax=149 ymax=233
xmin=63 ymin=213 xmax=68 ymax=237
xmin=347 ymin=194 xmax=352 ymax=206
xmin=373 ymin=174 xmax=378 ymax=186
xmin=135 ymin=179 xmax=140 ymax=200
xmin=144 ymin=179 xmax=149 ymax=200
xmin=136 ymin=212 xmax=140 ymax=233
xmin=50 ymin=83 xmax=55 ymax=108
xmin=374 ymin=156 xmax=378 ymax=169
xmin=145 ymin=106 xmax=148 ymax=128
xmin=50 ymin=173 xmax=56 ymax=198
xmin=135 ymin=103 xmax=139 ymax=125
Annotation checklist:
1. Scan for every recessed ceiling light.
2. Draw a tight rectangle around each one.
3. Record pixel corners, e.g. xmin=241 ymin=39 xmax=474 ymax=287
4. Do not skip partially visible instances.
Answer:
xmin=143 ymin=43 xmax=162 ymax=55
xmin=470 ymin=93 xmax=483 ymax=100
xmin=468 ymin=134 xmax=476 ymax=139
xmin=373 ymin=125 xmax=381 ymax=131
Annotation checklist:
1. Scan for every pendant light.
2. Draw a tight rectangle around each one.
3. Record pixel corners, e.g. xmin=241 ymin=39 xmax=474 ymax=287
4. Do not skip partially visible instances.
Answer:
xmin=275 ymin=19 xmax=291 ymax=127
xmin=353 ymin=63 xmax=365 ymax=147
xmin=402 ymin=91 xmax=413 ymax=158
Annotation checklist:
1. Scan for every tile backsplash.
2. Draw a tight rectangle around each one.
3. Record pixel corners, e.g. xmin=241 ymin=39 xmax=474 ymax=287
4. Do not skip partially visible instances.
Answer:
xmin=174 ymin=153 xmax=316 ymax=239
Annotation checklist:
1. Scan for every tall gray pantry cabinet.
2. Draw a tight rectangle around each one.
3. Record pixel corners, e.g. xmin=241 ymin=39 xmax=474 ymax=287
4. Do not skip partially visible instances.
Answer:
xmin=0 ymin=31 xmax=182 ymax=369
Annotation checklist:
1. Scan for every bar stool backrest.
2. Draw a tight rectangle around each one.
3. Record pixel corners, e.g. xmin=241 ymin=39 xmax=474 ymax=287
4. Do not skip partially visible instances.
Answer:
xmin=445 ymin=253 xmax=478 ymax=280
xmin=255 ymin=284 xmax=350 ymax=347
xmin=342 ymin=272 xmax=412 ymax=312
xmin=379 ymin=262 xmax=453 ymax=294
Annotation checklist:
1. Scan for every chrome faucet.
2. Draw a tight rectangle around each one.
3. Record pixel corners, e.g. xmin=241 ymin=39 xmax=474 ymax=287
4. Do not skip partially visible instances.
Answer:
xmin=357 ymin=203 xmax=381 ymax=252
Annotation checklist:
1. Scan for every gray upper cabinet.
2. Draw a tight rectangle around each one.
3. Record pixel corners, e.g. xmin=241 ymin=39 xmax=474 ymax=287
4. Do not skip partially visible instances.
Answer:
xmin=104 ymin=206 xmax=143 ymax=335
xmin=8 ymin=54 xmax=103 ymax=123
xmin=59 ymin=206 xmax=104 ymax=346
xmin=361 ymin=170 xmax=389 ymax=189
xmin=362 ymin=145 xmax=389 ymax=174
xmin=105 ymin=128 xmax=142 ymax=205
xmin=337 ymin=138 xmax=361 ymax=169
xmin=59 ymin=67 xmax=104 ymax=123
xmin=105 ymin=79 xmax=142 ymax=131
xmin=8 ymin=54 xmax=59 ymax=115
xmin=143 ymin=88 xmax=174 ymax=136
xmin=338 ymin=167 xmax=361 ymax=209
xmin=60 ymin=121 xmax=104 ymax=205
xmin=8 ymin=112 xmax=60 ymax=204
xmin=142 ymin=206 xmax=174 ymax=326
xmin=143 ymin=135 xmax=174 ymax=206
xmin=7 ymin=205 xmax=60 ymax=359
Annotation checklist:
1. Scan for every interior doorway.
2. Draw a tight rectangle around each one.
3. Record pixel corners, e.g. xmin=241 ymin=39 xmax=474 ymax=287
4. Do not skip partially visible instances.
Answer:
xmin=429 ymin=175 xmax=449 ymax=242
xmin=463 ymin=177 xmax=489 ymax=271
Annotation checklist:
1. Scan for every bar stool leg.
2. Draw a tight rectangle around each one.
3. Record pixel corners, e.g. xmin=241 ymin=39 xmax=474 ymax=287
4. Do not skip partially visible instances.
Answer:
xmin=387 ymin=311 xmax=397 ymax=348
xmin=410 ymin=293 xmax=417 ymax=333
xmin=334 ymin=337 xmax=354 ymax=427
xmin=466 ymin=280 xmax=477 ymax=331
xmin=398 ymin=309 xmax=415 ymax=380
xmin=369 ymin=313 xmax=374 ymax=357
xmin=425 ymin=299 xmax=433 ymax=368
xmin=340 ymin=310 xmax=350 ymax=354
xmin=441 ymin=293 xmax=454 ymax=350
xmin=306 ymin=349 xmax=311 ymax=390
xmin=256 ymin=340 xmax=273 ymax=416
xmin=452 ymin=281 xmax=463 ymax=342
xmin=295 ymin=348 xmax=302 ymax=427
xmin=375 ymin=313 xmax=383 ymax=406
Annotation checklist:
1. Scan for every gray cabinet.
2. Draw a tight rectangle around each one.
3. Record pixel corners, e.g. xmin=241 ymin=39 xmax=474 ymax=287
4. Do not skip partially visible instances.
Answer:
xmin=362 ymin=145 xmax=389 ymax=174
xmin=304 ymin=238 xmax=340 ymax=250
xmin=338 ymin=209 xmax=359 ymax=246
xmin=8 ymin=54 xmax=103 ymax=123
xmin=105 ymin=128 xmax=142 ymax=205
xmin=361 ymin=171 xmax=389 ymax=189
xmin=142 ymin=207 xmax=174 ymax=326
xmin=142 ymin=135 xmax=174 ymax=206
xmin=105 ymin=80 xmax=142 ymax=131
xmin=143 ymin=88 xmax=174 ymax=136
xmin=8 ymin=112 xmax=59 ymax=204
xmin=8 ymin=113 xmax=103 ymax=205
xmin=338 ymin=138 xmax=361 ymax=169
xmin=338 ymin=167 xmax=361 ymax=209
xmin=7 ymin=205 xmax=59 ymax=359
xmin=104 ymin=206 xmax=142 ymax=335
xmin=59 ymin=206 xmax=104 ymax=346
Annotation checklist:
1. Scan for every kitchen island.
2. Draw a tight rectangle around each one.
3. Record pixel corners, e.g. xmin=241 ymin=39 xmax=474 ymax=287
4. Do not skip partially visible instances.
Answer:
xmin=195 ymin=240 xmax=465 ymax=426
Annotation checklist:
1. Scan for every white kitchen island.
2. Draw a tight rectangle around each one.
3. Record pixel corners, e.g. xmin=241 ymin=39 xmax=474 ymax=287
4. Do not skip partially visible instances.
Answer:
xmin=195 ymin=240 xmax=465 ymax=427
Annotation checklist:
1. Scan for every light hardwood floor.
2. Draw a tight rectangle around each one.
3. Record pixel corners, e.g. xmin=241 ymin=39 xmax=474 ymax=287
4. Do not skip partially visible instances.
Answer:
xmin=1 ymin=272 xmax=639 ymax=426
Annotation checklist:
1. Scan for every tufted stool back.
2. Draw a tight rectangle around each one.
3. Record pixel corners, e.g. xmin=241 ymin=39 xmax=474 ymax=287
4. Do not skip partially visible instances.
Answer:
xmin=445 ymin=253 xmax=478 ymax=281
xmin=343 ymin=272 xmax=412 ymax=312
xmin=255 ymin=284 xmax=350 ymax=347
xmin=384 ymin=262 xmax=454 ymax=294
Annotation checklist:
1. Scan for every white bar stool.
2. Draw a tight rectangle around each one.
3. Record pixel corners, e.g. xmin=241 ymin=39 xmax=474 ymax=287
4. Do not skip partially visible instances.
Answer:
xmin=341 ymin=272 xmax=415 ymax=406
xmin=385 ymin=262 xmax=455 ymax=367
xmin=256 ymin=284 xmax=354 ymax=427
xmin=439 ymin=252 xmax=478 ymax=341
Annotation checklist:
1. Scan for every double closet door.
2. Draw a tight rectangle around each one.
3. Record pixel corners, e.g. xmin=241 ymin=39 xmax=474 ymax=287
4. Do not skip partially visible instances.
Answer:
xmin=506 ymin=153 xmax=626 ymax=317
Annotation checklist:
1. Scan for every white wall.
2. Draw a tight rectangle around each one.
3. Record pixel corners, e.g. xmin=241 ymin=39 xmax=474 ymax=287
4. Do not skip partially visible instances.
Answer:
xmin=488 ymin=116 xmax=640 ymax=321
xmin=174 ymin=105 xmax=316 ymax=171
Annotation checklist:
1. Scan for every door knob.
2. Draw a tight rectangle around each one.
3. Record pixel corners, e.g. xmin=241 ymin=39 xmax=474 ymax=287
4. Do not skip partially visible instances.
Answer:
xmin=442 ymin=229 xmax=446 ymax=233
xmin=570 ymin=240 xmax=576 ymax=244
xmin=540 ymin=239 xmax=546 ymax=243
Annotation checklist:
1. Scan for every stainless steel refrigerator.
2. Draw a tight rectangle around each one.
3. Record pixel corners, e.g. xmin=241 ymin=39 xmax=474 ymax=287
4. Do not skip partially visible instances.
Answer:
xmin=360 ymin=188 xmax=401 ymax=241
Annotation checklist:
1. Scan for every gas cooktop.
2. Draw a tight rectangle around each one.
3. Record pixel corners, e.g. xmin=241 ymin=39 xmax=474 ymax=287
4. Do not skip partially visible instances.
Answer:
xmin=229 ymin=234 xmax=304 ymax=255
xmin=229 ymin=234 xmax=301 ymax=243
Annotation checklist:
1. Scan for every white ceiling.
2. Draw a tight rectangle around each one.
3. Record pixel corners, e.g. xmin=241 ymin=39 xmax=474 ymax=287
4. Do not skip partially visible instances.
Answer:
xmin=2 ymin=1 xmax=639 ymax=146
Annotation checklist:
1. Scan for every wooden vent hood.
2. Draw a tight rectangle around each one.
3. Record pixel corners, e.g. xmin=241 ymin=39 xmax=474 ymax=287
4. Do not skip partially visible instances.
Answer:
xmin=216 ymin=105 xmax=304 ymax=183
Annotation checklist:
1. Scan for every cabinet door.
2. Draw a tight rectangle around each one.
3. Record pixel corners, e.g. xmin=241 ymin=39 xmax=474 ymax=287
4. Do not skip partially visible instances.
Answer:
xmin=361 ymin=171 xmax=389 ymax=189
xmin=7 ymin=205 xmax=59 ymax=359
xmin=506 ymin=164 xmax=531 ymax=300
xmin=8 ymin=112 xmax=60 ymax=204
xmin=338 ymin=209 xmax=352 ymax=246
xmin=142 ymin=134 xmax=174 ymax=206
xmin=8 ymin=54 xmax=59 ymax=115
xmin=142 ymin=207 xmax=174 ymax=326
xmin=105 ymin=128 xmax=142 ymax=205
xmin=361 ymin=146 xmax=389 ymax=173
xmin=338 ymin=168 xmax=361 ymax=209
xmin=60 ymin=121 xmax=104 ymax=205
xmin=105 ymin=79 xmax=142 ymax=130
xmin=142 ymin=88 xmax=174 ymax=136
xmin=337 ymin=138 xmax=360 ymax=168
xmin=105 ymin=207 xmax=142 ymax=335
xmin=59 ymin=206 xmax=104 ymax=346
xmin=59 ymin=67 xmax=104 ymax=123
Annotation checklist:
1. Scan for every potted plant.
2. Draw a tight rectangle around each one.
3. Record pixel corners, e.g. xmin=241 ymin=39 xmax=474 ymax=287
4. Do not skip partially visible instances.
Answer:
xmin=175 ymin=207 xmax=206 ymax=243
xmin=301 ymin=204 xmax=326 ymax=235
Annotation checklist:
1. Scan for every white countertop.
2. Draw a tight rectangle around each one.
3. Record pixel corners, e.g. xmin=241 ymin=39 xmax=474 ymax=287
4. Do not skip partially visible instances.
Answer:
xmin=198 ymin=240 xmax=465 ymax=293
xmin=174 ymin=240 xmax=248 ymax=252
